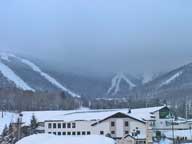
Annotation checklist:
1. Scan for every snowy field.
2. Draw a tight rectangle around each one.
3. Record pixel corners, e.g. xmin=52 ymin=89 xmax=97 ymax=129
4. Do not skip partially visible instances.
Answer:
xmin=0 ymin=112 xmax=17 ymax=134
xmin=16 ymin=134 xmax=115 ymax=144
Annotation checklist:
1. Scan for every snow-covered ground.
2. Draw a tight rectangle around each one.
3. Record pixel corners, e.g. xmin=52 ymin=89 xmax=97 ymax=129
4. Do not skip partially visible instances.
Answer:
xmin=0 ymin=112 xmax=17 ymax=134
xmin=164 ymin=129 xmax=192 ymax=140
xmin=16 ymin=134 xmax=115 ymax=144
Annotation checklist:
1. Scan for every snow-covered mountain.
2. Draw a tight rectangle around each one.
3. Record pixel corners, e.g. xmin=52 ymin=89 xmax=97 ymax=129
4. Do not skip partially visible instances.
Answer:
xmin=133 ymin=63 xmax=192 ymax=101
xmin=107 ymin=73 xmax=141 ymax=96
xmin=0 ymin=53 xmax=80 ymax=97
xmin=143 ymin=63 xmax=192 ymax=90
xmin=0 ymin=53 xmax=143 ymax=98
xmin=1 ymin=52 xmax=192 ymax=101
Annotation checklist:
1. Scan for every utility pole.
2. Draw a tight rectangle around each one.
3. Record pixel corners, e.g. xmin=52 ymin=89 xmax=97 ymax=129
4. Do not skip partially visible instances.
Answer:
xmin=1 ymin=109 xmax=3 ymax=118
xmin=186 ymin=97 xmax=188 ymax=120
xmin=172 ymin=118 xmax=175 ymax=144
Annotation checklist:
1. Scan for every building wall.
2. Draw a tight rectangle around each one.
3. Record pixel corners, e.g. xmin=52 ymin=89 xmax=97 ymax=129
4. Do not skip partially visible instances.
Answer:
xmin=44 ymin=117 xmax=146 ymax=139
xmin=93 ymin=117 xmax=146 ymax=139
xmin=44 ymin=120 xmax=95 ymax=135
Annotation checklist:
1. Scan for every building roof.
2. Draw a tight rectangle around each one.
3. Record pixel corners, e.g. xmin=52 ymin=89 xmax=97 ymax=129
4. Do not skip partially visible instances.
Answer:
xmin=19 ymin=106 xmax=166 ymax=125
xmin=91 ymin=112 xmax=146 ymax=126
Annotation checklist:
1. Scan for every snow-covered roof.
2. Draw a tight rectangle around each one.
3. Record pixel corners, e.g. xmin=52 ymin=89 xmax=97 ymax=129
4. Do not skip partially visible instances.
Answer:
xmin=16 ymin=134 xmax=115 ymax=144
xmin=20 ymin=106 xmax=165 ymax=125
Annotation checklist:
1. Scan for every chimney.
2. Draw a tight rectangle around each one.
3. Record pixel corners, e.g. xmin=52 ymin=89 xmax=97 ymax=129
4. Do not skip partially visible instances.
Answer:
xmin=128 ymin=108 xmax=131 ymax=114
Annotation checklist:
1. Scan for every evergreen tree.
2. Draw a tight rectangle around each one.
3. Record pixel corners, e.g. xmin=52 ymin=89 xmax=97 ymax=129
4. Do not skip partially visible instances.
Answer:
xmin=2 ymin=125 xmax=8 ymax=137
xmin=30 ymin=114 xmax=38 ymax=134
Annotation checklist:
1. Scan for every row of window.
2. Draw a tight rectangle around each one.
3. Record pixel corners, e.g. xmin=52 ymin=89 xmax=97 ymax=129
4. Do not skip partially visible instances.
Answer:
xmin=48 ymin=121 xmax=129 ymax=129
xmin=110 ymin=121 xmax=129 ymax=127
xmin=110 ymin=130 xmax=129 ymax=135
xmin=48 ymin=131 xmax=91 ymax=136
xmin=100 ymin=130 xmax=129 ymax=135
xmin=48 ymin=130 xmax=130 ymax=136
xmin=48 ymin=123 xmax=76 ymax=129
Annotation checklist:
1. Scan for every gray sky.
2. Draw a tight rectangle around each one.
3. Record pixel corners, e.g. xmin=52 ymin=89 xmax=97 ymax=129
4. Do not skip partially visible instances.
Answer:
xmin=0 ymin=0 xmax=192 ymax=76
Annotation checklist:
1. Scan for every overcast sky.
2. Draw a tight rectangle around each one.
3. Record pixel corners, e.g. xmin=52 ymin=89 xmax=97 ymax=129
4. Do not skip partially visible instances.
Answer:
xmin=0 ymin=0 xmax=192 ymax=76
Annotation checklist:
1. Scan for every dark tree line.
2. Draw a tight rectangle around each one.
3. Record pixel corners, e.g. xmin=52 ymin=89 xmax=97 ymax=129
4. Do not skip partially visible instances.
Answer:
xmin=0 ymin=88 xmax=81 ymax=111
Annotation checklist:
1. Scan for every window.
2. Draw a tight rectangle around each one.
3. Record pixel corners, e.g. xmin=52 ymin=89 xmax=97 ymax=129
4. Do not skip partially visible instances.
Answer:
xmin=48 ymin=123 xmax=52 ymax=129
xmin=111 ymin=131 xmax=115 ymax=135
xmin=58 ymin=123 xmax=61 ymax=129
xmin=67 ymin=132 xmax=71 ymax=135
xmin=125 ymin=121 xmax=129 ymax=127
xmin=72 ymin=132 xmax=76 ymax=135
xmin=125 ymin=131 xmax=129 ymax=134
xmin=67 ymin=123 xmax=71 ymax=128
xmin=63 ymin=123 xmax=66 ymax=128
xmin=63 ymin=132 xmax=66 ymax=135
xmin=111 ymin=121 xmax=115 ymax=127
xmin=53 ymin=132 xmax=56 ymax=135
xmin=100 ymin=131 xmax=104 ymax=135
xmin=82 ymin=131 xmax=86 ymax=135
xmin=58 ymin=132 xmax=61 ymax=135
xmin=72 ymin=123 xmax=76 ymax=128
xmin=87 ymin=131 xmax=91 ymax=135
xmin=77 ymin=132 xmax=81 ymax=135
xmin=53 ymin=123 xmax=56 ymax=129
xmin=48 ymin=132 xmax=52 ymax=134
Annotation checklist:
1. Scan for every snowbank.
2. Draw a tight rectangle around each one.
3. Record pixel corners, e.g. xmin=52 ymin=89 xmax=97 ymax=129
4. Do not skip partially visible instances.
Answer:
xmin=16 ymin=134 xmax=115 ymax=144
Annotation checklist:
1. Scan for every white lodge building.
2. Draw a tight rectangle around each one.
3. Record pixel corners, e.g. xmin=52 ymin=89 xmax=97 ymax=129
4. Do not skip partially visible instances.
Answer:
xmin=26 ymin=106 xmax=170 ymax=144
xmin=19 ymin=106 xmax=179 ymax=144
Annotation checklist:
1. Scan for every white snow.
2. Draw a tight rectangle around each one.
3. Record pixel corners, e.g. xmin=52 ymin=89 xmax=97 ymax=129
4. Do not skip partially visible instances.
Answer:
xmin=0 ymin=53 xmax=80 ymax=97
xmin=0 ymin=61 xmax=34 ymax=91
xmin=0 ymin=53 xmax=17 ymax=61
xmin=161 ymin=71 xmax=183 ymax=86
xmin=0 ymin=112 xmax=17 ymax=134
xmin=107 ymin=73 xmax=136 ymax=95
xmin=0 ymin=53 xmax=10 ymax=61
xmin=16 ymin=134 xmax=115 ymax=144
xmin=159 ymin=139 xmax=172 ymax=144
xmin=19 ymin=58 xmax=80 ymax=98
xmin=19 ymin=106 xmax=165 ymax=125
xmin=164 ymin=129 xmax=192 ymax=140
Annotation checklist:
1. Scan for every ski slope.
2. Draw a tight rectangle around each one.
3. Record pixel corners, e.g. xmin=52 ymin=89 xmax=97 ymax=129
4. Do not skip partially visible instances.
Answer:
xmin=161 ymin=71 xmax=183 ymax=86
xmin=107 ymin=73 xmax=136 ymax=95
xmin=19 ymin=58 xmax=80 ymax=98
xmin=0 ymin=61 xmax=34 ymax=91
